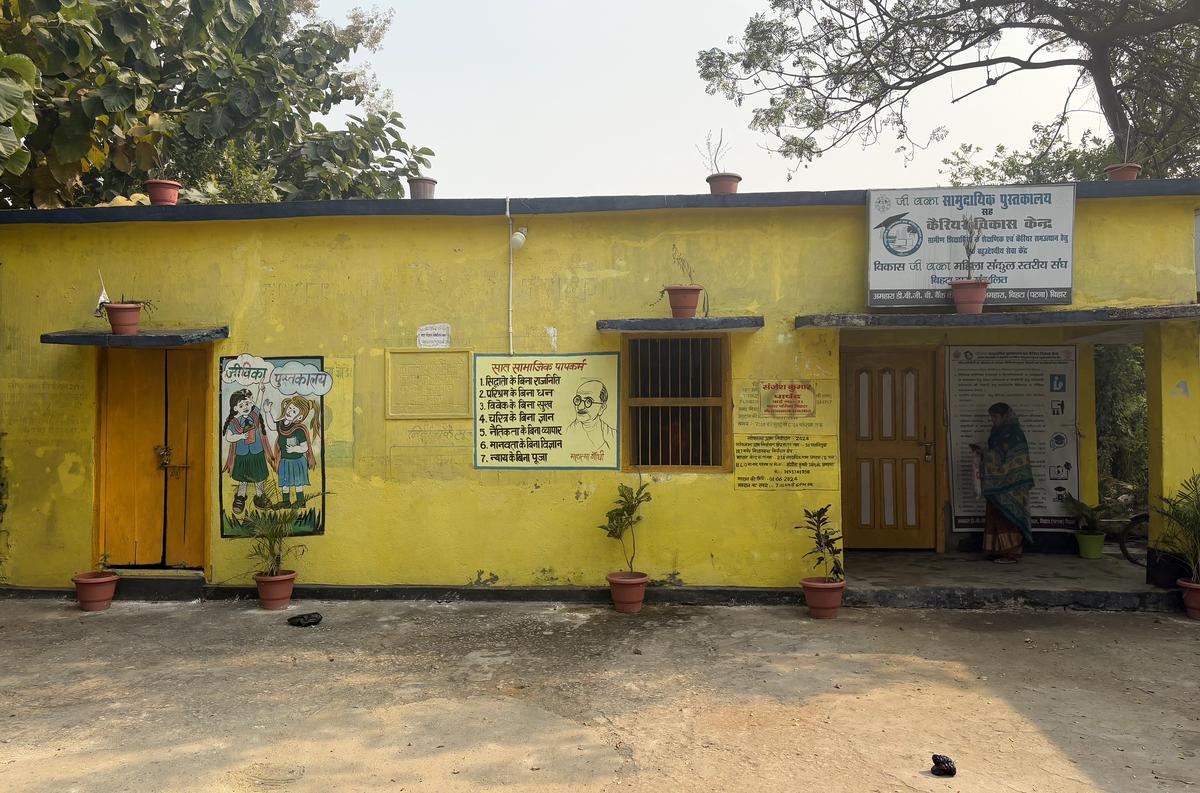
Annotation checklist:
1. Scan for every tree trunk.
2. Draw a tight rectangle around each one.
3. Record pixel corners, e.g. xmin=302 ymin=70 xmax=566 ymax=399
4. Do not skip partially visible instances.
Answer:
xmin=1089 ymin=49 xmax=1135 ymax=161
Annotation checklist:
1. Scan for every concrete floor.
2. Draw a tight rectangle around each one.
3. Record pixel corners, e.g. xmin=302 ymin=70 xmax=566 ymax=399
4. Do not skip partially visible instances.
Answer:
xmin=848 ymin=549 xmax=1153 ymax=592
xmin=1 ymin=599 xmax=1198 ymax=792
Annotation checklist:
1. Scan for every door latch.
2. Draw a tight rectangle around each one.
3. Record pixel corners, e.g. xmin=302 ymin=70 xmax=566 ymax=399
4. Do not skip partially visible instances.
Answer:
xmin=921 ymin=442 xmax=934 ymax=463
xmin=154 ymin=444 xmax=191 ymax=478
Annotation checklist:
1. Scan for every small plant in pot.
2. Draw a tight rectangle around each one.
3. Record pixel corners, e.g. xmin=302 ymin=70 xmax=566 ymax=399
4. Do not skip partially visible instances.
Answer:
xmin=246 ymin=507 xmax=308 ymax=610
xmin=1063 ymin=492 xmax=1109 ymax=560
xmin=1103 ymin=132 xmax=1142 ymax=181
xmin=144 ymin=164 xmax=183 ymax=206
xmin=94 ymin=272 xmax=155 ymax=335
xmin=1155 ymin=473 xmax=1200 ymax=620
xmin=651 ymin=245 xmax=708 ymax=319
xmin=698 ymin=129 xmax=741 ymax=194
xmin=948 ymin=215 xmax=988 ymax=314
xmin=404 ymin=147 xmax=437 ymax=198
xmin=600 ymin=477 xmax=652 ymax=613
xmin=798 ymin=504 xmax=845 ymax=619
xmin=72 ymin=553 xmax=119 ymax=612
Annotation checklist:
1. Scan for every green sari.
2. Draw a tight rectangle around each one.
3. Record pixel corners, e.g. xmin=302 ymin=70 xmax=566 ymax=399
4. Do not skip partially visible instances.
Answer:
xmin=981 ymin=414 xmax=1035 ymax=543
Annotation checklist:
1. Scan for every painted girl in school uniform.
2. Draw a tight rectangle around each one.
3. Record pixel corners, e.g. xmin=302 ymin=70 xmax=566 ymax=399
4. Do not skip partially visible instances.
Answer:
xmin=265 ymin=395 xmax=320 ymax=506
xmin=222 ymin=388 xmax=276 ymax=516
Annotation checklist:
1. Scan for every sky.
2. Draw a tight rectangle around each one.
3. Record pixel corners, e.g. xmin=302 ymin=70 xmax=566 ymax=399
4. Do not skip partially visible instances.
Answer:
xmin=319 ymin=0 xmax=1105 ymax=198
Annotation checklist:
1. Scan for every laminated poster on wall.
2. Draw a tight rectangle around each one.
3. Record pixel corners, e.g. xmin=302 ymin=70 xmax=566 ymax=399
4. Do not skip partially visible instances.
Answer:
xmin=474 ymin=353 xmax=619 ymax=470
xmin=946 ymin=346 xmax=1078 ymax=532
xmin=218 ymin=354 xmax=334 ymax=537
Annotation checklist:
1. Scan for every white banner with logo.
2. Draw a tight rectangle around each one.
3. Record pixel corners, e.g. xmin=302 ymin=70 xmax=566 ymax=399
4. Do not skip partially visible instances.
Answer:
xmin=867 ymin=185 xmax=1075 ymax=307
xmin=946 ymin=346 xmax=1079 ymax=532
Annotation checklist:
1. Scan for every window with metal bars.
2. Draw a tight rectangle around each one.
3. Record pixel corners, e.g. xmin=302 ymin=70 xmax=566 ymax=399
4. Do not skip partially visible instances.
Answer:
xmin=623 ymin=335 xmax=729 ymax=470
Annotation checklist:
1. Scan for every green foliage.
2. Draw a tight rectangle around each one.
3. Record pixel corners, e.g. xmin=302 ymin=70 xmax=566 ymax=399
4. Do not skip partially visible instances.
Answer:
xmin=1062 ymin=492 xmax=1108 ymax=536
xmin=96 ymin=551 xmax=111 ymax=571
xmin=699 ymin=2 xmax=1200 ymax=176
xmin=246 ymin=507 xmax=308 ymax=576
xmin=0 ymin=0 xmax=433 ymax=207
xmin=798 ymin=504 xmax=843 ymax=583
xmin=1094 ymin=345 xmax=1149 ymax=507
xmin=599 ymin=478 xmax=651 ymax=573
xmin=942 ymin=126 xmax=1116 ymax=186
xmin=1155 ymin=474 xmax=1200 ymax=583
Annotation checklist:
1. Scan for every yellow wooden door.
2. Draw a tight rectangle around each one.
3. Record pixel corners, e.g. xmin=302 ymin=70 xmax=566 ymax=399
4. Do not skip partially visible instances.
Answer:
xmin=100 ymin=348 xmax=208 ymax=568
xmin=841 ymin=349 xmax=937 ymax=548
xmin=101 ymin=349 xmax=167 ymax=565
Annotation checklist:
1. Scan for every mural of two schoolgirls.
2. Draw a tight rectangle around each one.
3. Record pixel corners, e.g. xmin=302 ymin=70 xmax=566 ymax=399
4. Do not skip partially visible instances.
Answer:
xmin=219 ymin=354 xmax=334 ymax=537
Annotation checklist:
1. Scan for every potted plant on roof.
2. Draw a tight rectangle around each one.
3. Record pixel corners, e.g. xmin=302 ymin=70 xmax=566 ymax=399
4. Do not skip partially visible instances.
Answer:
xmin=653 ymin=244 xmax=708 ymax=319
xmin=247 ymin=506 xmax=308 ymax=609
xmin=1064 ymin=492 xmax=1108 ymax=560
xmin=144 ymin=162 xmax=183 ymax=206
xmin=698 ymin=129 xmax=741 ymax=194
xmin=600 ymin=476 xmax=652 ymax=613
xmin=798 ymin=504 xmax=845 ymax=619
xmin=71 ymin=553 xmax=119 ymax=612
xmin=404 ymin=146 xmax=437 ymax=198
xmin=1103 ymin=131 xmax=1142 ymax=181
xmin=948 ymin=214 xmax=989 ymax=314
xmin=1155 ymin=473 xmax=1200 ymax=620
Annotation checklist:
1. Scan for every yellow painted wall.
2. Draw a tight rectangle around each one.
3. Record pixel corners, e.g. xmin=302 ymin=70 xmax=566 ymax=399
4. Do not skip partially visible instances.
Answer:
xmin=1146 ymin=321 xmax=1200 ymax=546
xmin=0 ymin=194 xmax=1196 ymax=588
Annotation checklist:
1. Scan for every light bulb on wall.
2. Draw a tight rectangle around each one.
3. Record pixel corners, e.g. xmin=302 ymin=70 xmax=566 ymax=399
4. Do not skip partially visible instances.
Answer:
xmin=510 ymin=227 xmax=528 ymax=251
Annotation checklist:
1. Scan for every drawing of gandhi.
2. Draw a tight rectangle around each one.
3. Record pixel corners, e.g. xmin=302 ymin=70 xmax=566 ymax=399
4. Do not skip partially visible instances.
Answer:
xmin=569 ymin=379 xmax=615 ymax=452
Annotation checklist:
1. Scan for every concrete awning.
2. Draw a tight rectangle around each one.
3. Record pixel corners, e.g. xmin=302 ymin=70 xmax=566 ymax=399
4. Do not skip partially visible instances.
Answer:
xmin=597 ymin=316 xmax=764 ymax=334
xmin=41 ymin=326 xmax=229 ymax=348
xmin=795 ymin=304 xmax=1200 ymax=329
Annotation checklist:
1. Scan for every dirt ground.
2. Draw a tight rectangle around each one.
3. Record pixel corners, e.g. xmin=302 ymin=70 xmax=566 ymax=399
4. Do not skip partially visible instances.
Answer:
xmin=0 ymin=599 xmax=1197 ymax=793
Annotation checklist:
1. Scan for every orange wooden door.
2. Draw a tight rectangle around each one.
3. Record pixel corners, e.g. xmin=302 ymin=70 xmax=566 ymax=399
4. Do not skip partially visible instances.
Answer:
xmin=100 ymin=348 xmax=208 ymax=568
xmin=101 ymin=349 xmax=167 ymax=565
xmin=164 ymin=348 xmax=209 ymax=568
xmin=841 ymin=349 xmax=937 ymax=548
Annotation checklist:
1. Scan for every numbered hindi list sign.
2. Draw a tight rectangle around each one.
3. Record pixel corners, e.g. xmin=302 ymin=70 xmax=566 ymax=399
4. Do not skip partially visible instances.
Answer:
xmin=867 ymin=184 xmax=1075 ymax=307
xmin=474 ymin=353 xmax=620 ymax=470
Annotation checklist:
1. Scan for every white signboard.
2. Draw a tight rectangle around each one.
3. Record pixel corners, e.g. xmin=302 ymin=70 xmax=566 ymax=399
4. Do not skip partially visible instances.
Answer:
xmin=867 ymin=185 xmax=1075 ymax=307
xmin=416 ymin=323 xmax=452 ymax=349
xmin=947 ymin=346 xmax=1079 ymax=532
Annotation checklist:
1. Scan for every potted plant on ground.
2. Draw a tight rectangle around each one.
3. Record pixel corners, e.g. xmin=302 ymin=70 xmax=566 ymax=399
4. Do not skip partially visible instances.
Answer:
xmin=71 ymin=553 xmax=119 ymax=612
xmin=1155 ymin=473 xmax=1200 ymax=620
xmin=798 ymin=504 xmax=845 ymax=619
xmin=947 ymin=215 xmax=989 ymax=314
xmin=1064 ymin=493 xmax=1108 ymax=560
xmin=599 ymin=477 xmax=652 ymax=613
xmin=652 ymin=244 xmax=708 ymax=319
xmin=698 ymin=129 xmax=741 ymax=194
xmin=247 ymin=507 xmax=308 ymax=609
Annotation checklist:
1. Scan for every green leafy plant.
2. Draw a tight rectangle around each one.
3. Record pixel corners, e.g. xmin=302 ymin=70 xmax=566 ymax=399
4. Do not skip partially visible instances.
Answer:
xmin=246 ymin=507 xmax=308 ymax=577
xmin=96 ymin=552 xmax=112 ymax=572
xmin=1063 ymin=492 xmax=1109 ymax=537
xmin=1155 ymin=474 xmax=1200 ymax=584
xmin=799 ymin=504 xmax=844 ymax=583
xmin=600 ymin=478 xmax=652 ymax=573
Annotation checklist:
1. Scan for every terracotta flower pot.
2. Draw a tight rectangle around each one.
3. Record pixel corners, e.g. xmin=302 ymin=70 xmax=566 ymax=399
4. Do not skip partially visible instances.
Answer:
xmin=664 ymin=285 xmax=704 ymax=318
xmin=254 ymin=570 xmax=298 ymax=610
xmin=1179 ymin=579 xmax=1200 ymax=620
xmin=801 ymin=577 xmax=846 ymax=619
xmin=407 ymin=177 xmax=437 ymax=199
xmin=948 ymin=278 xmax=989 ymax=314
xmin=1076 ymin=532 xmax=1106 ymax=560
xmin=706 ymin=172 xmax=742 ymax=195
xmin=144 ymin=179 xmax=182 ymax=205
xmin=104 ymin=302 xmax=143 ymax=335
xmin=72 ymin=571 xmax=119 ymax=612
xmin=1104 ymin=163 xmax=1141 ymax=181
xmin=606 ymin=571 xmax=649 ymax=613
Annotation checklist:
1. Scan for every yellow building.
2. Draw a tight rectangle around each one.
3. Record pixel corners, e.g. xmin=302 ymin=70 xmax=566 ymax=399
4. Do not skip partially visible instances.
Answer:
xmin=0 ymin=181 xmax=1197 ymax=596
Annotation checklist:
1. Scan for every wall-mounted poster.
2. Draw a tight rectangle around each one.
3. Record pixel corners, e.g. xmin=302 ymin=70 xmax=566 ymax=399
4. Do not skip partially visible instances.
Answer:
xmin=474 ymin=353 xmax=619 ymax=469
xmin=946 ymin=346 xmax=1078 ymax=532
xmin=867 ymin=184 xmax=1075 ymax=307
xmin=219 ymin=354 xmax=333 ymax=537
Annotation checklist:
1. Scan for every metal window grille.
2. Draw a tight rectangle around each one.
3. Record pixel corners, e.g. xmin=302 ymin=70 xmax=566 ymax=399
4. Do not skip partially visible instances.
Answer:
xmin=626 ymin=336 xmax=725 ymax=469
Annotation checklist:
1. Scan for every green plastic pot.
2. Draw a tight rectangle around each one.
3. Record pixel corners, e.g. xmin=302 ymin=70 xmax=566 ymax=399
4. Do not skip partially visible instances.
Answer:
xmin=1076 ymin=532 xmax=1106 ymax=559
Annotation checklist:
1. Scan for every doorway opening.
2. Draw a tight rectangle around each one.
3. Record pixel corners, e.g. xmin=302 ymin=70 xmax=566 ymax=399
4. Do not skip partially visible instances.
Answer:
xmin=97 ymin=348 xmax=212 ymax=569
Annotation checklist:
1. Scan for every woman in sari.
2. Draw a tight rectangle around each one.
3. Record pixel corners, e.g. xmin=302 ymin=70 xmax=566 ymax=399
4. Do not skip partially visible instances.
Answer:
xmin=970 ymin=402 xmax=1035 ymax=563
